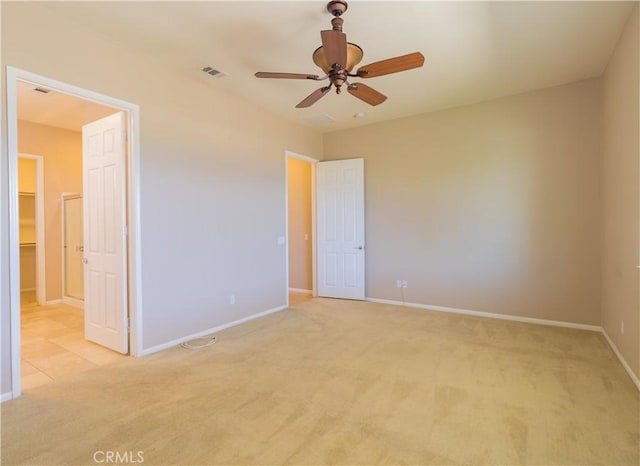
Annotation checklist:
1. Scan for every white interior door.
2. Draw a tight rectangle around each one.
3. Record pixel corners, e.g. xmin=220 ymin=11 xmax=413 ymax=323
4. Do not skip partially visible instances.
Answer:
xmin=317 ymin=158 xmax=365 ymax=300
xmin=83 ymin=112 xmax=128 ymax=353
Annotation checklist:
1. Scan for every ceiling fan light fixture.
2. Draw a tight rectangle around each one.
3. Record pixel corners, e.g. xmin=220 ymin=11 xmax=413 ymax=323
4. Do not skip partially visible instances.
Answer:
xmin=312 ymin=42 xmax=363 ymax=74
xmin=254 ymin=0 xmax=424 ymax=109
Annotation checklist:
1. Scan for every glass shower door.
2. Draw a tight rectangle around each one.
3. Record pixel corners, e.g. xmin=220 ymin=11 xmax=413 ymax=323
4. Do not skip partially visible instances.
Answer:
xmin=64 ymin=196 xmax=84 ymax=301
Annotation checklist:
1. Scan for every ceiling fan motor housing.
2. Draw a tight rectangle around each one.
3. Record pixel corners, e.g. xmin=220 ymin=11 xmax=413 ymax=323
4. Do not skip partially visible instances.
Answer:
xmin=327 ymin=0 xmax=348 ymax=17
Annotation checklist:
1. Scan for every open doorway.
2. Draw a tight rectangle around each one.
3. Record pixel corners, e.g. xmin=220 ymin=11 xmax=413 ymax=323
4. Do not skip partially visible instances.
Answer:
xmin=17 ymin=154 xmax=44 ymax=307
xmin=285 ymin=151 xmax=318 ymax=308
xmin=7 ymin=67 xmax=142 ymax=399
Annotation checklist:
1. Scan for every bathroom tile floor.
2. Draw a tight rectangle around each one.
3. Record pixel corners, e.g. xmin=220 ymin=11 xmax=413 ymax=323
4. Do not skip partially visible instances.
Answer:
xmin=20 ymin=295 xmax=126 ymax=390
xmin=19 ymin=291 xmax=312 ymax=390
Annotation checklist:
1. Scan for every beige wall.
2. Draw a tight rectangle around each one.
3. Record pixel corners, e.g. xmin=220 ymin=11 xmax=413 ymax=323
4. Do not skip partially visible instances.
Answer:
xmin=288 ymin=158 xmax=313 ymax=291
xmin=18 ymin=120 xmax=83 ymax=302
xmin=324 ymin=79 xmax=603 ymax=325
xmin=601 ymin=6 xmax=639 ymax=381
xmin=1 ymin=3 xmax=323 ymax=394
xmin=18 ymin=157 xmax=36 ymax=193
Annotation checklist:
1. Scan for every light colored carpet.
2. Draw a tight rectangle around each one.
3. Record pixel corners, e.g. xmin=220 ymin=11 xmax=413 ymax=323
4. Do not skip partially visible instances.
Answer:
xmin=2 ymin=298 xmax=638 ymax=465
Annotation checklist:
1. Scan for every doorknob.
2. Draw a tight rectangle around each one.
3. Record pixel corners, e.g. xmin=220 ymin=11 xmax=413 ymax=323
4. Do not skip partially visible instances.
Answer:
xmin=83 ymin=258 xmax=88 ymax=264
xmin=354 ymin=246 xmax=364 ymax=250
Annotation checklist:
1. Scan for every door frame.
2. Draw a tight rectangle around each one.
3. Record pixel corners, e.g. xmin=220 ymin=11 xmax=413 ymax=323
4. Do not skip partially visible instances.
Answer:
xmin=60 ymin=192 xmax=84 ymax=309
xmin=6 ymin=67 xmax=143 ymax=399
xmin=17 ymin=153 xmax=45 ymax=306
xmin=285 ymin=150 xmax=318 ymax=306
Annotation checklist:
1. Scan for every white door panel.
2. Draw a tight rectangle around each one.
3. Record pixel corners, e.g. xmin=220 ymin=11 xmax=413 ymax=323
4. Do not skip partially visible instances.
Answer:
xmin=317 ymin=158 xmax=365 ymax=300
xmin=83 ymin=112 xmax=128 ymax=353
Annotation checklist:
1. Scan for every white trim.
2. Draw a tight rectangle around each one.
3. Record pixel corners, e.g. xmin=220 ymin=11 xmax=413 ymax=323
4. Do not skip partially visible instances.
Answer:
xmin=289 ymin=288 xmax=312 ymax=295
xmin=1 ymin=392 xmax=13 ymax=403
xmin=140 ymin=305 xmax=287 ymax=356
xmin=126 ymin=108 xmax=143 ymax=358
xmin=45 ymin=299 xmax=62 ymax=306
xmin=18 ymin=153 xmax=45 ymax=305
xmin=365 ymin=297 xmax=603 ymax=332
xmin=6 ymin=67 xmax=143 ymax=400
xmin=311 ymin=163 xmax=317 ymax=297
xmin=7 ymin=68 xmax=22 ymax=398
xmin=284 ymin=150 xmax=319 ymax=308
xmin=285 ymin=150 xmax=319 ymax=165
xmin=62 ymin=296 xmax=84 ymax=309
xmin=601 ymin=328 xmax=640 ymax=391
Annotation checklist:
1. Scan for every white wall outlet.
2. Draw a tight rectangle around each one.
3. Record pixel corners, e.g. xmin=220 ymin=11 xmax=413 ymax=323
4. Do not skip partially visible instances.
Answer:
xmin=230 ymin=294 xmax=235 ymax=305
xmin=402 ymin=280 xmax=408 ymax=289
xmin=277 ymin=236 xmax=285 ymax=245
xmin=396 ymin=280 xmax=402 ymax=288
xmin=621 ymin=320 xmax=624 ymax=334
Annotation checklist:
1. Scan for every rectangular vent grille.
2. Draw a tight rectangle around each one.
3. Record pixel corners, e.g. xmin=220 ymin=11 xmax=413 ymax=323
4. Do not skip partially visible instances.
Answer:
xmin=201 ymin=66 xmax=226 ymax=78
xmin=306 ymin=114 xmax=335 ymax=125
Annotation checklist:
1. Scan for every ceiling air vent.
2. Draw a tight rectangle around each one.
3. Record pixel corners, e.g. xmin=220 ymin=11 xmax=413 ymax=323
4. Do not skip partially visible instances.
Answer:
xmin=201 ymin=66 xmax=227 ymax=78
xmin=306 ymin=114 xmax=335 ymax=125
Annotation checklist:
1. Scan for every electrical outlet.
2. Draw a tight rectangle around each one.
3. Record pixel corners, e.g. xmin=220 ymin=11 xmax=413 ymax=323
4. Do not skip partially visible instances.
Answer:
xmin=230 ymin=294 xmax=235 ymax=305
xmin=402 ymin=280 xmax=408 ymax=289
xmin=621 ymin=320 xmax=624 ymax=334
xmin=396 ymin=280 xmax=402 ymax=288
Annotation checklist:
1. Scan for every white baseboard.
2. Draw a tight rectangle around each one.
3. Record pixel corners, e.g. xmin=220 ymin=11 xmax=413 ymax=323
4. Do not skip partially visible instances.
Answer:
xmin=601 ymin=328 xmax=640 ymax=391
xmin=140 ymin=305 xmax=288 ymax=356
xmin=365 ymin=297 xmax=602 ymax=332
xmin=1 ymin=392 xmax=13 ymax=403
xmin=45 ymin=299 xmax=62 ymax=306
xmin=367 ymin=296 xmax=639 ymax=392
xmin=62 ymin=296 xmax=84 ymax=309
xmin=289 ymin=288 xmax=312 ymax=295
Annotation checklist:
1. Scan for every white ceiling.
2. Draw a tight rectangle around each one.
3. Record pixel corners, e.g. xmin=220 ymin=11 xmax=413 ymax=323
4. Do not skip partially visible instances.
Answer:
xmin=26 ymin=1 xmax=636 ymax=133
xmin=17 ymin=81 xmax=118 ymax=132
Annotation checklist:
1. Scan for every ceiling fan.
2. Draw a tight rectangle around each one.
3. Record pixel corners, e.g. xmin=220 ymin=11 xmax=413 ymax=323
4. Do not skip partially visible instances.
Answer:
xmin=255 ymin=0 xmax=425 ymax=108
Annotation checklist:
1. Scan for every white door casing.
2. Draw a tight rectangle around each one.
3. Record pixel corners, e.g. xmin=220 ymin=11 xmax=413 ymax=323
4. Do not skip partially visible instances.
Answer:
xmin=317 ymin=158 xmax=365 ymax=300
xmin=8 ymin=67 xmax=141 ymax=399
xmin=83 ymin=112 xmax=128 ymax=353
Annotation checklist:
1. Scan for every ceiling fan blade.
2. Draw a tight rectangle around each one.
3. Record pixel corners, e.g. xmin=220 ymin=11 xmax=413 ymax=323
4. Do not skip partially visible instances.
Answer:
xmin=320 ymin=30 xmax=347 ymax=69
xmin=255 ymin=72 xmax=320 ymax=80
xmin=356 ymin=52 xmax=425 ymax=78
xmin=347 ymin=83 xmax=387 ymax=106
xmin=296 ymin=87 xmax=331 ymax=108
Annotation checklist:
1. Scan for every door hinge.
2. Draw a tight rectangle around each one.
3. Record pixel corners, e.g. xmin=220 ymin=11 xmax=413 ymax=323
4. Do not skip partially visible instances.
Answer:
xmin=124 ymin=225 xmax=129 ymax=236
xmin=126 ymin=316 xmax=131 ymax=332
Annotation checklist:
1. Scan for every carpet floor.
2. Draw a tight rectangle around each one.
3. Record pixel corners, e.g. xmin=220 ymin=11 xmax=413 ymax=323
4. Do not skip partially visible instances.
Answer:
xmin=1 ymin=298 xmax=638 ymax=465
